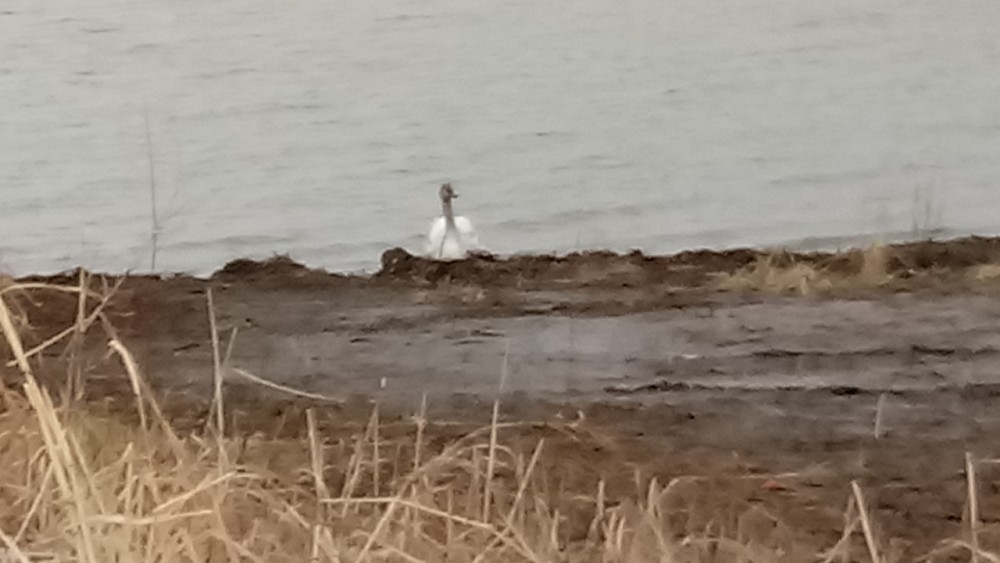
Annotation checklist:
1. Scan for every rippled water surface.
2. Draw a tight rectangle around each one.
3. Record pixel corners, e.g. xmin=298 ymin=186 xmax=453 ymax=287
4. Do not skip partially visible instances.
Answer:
xmin=2 ymin=0 xmax=999 ymax=275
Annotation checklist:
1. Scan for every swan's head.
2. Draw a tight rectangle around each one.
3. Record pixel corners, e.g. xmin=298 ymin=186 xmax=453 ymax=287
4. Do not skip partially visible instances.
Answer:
xmin=438 ymin=183 xmax=458 ymax=202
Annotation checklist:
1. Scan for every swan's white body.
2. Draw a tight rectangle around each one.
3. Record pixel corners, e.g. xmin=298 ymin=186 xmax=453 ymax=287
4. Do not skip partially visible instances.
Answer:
xmin=425 ymin=183 xmax=480 ymax=260
xmin=426 ymin=215 xmax=479 ymax=259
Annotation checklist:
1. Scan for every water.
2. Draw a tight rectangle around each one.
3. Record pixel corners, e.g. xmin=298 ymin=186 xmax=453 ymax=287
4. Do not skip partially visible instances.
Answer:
xmin=2 ymin=0 xmax=999 ymax=276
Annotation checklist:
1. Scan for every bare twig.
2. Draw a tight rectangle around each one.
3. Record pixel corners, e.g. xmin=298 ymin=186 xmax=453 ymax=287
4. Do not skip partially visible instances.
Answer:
xmin=851 ymin=481 xmax=881 ymax=563
xmin=967 ymin=452 xmax=980 ymax=563
xmin=144 ymin=106 xmax=160 ymax=273
xmin=873 ymin=393 xmax=887 ymax=439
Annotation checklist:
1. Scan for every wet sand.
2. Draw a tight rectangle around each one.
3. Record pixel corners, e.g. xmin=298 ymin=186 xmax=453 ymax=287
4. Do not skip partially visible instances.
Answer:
xmin=8 ymin=236 xmax=1000 ymax=557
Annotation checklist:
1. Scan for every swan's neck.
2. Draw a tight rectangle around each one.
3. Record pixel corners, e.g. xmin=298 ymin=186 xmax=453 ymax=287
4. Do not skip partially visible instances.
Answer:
xmin=436 ymin=197 xmax=461 ymax=258
xmin=442 ymin=198 xmax=458 ymax=229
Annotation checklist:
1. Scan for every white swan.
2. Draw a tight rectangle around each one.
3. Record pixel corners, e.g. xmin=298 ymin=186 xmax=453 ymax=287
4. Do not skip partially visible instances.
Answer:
xmin=425 ymin=183 xmax=480 ymax=260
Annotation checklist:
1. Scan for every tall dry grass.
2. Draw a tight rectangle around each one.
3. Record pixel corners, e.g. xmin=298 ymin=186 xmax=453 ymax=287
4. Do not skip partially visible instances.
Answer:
xmin=0 ymin=273 xmax=995 ymax=562
xmin=714 ymin=244 xmax=893 ymax=296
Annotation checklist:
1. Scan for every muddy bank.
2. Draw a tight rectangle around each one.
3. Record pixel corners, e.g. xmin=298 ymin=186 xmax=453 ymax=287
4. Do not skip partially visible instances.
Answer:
xmin=6 ymin=235 xmax=1000 ymax=556
xmin=7 ymin=235 xmax=1000 ymax=405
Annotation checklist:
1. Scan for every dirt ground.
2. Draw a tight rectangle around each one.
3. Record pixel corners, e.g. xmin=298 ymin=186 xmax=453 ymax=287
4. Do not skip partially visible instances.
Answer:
xmin=8 ymin=235 xmax=1000 ymax=558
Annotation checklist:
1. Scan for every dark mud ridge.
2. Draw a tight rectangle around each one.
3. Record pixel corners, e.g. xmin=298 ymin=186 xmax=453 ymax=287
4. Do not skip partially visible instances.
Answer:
xmin=211 ymin=235 xmax=1000 ymax=290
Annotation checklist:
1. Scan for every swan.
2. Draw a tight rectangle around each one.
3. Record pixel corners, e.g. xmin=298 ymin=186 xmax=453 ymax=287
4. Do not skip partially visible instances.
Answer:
xmin=425 ymin=183 xmax=480 ymax=260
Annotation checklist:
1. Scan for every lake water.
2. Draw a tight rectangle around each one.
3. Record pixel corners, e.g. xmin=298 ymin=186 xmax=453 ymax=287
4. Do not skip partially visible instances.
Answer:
xmin=2 ymin=0 xmax=999 ymax=276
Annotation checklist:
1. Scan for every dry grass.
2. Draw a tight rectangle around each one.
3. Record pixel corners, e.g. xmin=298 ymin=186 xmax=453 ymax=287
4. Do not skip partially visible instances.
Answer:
xmin=0 ymin=274 xmax=998 ymax=562
xmin=714 ymin=244 xmax=893 ymax=296
xmin=969 ymin=263 xmax=1000 ymax=283
xmin=716 ymin=244 xmax=1000 ymax=296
